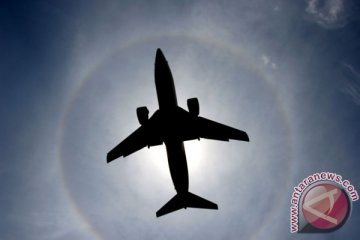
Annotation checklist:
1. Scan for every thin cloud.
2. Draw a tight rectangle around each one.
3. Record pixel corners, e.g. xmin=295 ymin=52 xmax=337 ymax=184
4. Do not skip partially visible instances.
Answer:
xmin=305 ymin=0 xmax=352 ymax=29
xmin=342 ymin=62 xmax=360 ymax=105
xmin=261 ymin=54 xmax=277 ymax=69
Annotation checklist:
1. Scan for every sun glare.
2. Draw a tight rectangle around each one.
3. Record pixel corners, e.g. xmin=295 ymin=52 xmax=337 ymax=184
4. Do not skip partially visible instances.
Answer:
xmin=147 ymin=145 xmax=169 ymax=178
xmin=147 ymin=140 xmax=207 ymax=178
xmin=184 ymin=140 xmax=206 ymax=174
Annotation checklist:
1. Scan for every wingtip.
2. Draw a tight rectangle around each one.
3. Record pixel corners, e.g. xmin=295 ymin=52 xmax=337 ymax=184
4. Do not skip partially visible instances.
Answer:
xmin=234 ymin=132 xmax=249 ymax=142
xmin=107 ymin=153 xmax=125 ymax=163
xmin=242 ymin=132 xmax=250 ymax=142
xmin=106 ymin=153 xmax=114 ymax=163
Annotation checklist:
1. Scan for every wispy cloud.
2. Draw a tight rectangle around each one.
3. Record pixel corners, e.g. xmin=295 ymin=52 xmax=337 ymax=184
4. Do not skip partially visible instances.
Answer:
xmin=342 ymin=62 xmax=360 ymax=105
xmin=261 ymin=54 xmax=277 ymax=69
xmin=305 ymin=0 xmax=352 ymax=29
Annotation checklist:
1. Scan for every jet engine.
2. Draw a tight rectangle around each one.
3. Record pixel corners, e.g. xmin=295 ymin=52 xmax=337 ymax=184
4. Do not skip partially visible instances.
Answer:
xmin=137 ymin=106 xmax=149 ymax=125
xmin=187 ymin=98 xmax=199 ymax=116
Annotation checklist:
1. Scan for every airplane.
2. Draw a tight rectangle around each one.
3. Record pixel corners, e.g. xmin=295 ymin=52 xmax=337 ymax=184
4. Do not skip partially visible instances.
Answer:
xmin=107 ymin=48 xmax=249 ymax=217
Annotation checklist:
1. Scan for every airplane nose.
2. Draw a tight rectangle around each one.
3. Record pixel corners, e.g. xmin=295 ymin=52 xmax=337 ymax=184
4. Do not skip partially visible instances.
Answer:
xmin=156 ymin=48 xmax=165 ymax=63
xmin=156 ymin=48 xmax=162 ymax=55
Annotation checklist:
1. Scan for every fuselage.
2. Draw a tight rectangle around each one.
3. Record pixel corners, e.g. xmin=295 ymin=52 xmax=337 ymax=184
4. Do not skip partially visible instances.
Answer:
xmin=154 ymin=49 xmax=189 ymax=193
xmin=155 ymin=49 xmax=178 ymax=110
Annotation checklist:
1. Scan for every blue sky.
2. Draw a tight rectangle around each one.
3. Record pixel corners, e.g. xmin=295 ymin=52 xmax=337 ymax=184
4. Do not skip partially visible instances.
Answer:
xmin=1 ymin=0 xmax=360 ymax=239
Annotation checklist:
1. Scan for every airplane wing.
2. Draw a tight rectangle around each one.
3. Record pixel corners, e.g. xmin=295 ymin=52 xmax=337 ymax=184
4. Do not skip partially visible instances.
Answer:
xmin=107 ymin=112 xmax=163 ymax=163
xmin=196 ymin=116 xmax=249 ymax=142
xmin=107 ymin=126 xmax=147 ymax=163
xmin=107 ymin=108 xmax=248 ymax=162
xmin=173 ymin=107 xmax=249 ymax=142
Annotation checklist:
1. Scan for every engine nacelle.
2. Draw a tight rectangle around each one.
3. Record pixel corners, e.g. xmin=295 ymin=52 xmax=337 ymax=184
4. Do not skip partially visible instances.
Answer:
xmin=187 ymin=98 xmax=199 ymax=116
xmin=137 ymin=106 xmax=149 ymax=125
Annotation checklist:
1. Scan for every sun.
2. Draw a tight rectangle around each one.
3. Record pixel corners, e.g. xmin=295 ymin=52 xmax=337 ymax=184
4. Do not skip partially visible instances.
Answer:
xmin=147 ymin=144 xmax=168 ymax=178
xmin=184 ymin=139 xmax=206 ymax=174
xmin=147 ymin=140 xmax=207 ymax=178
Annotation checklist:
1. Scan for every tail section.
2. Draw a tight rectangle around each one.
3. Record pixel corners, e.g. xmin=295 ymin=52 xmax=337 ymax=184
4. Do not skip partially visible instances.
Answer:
xmin=156 ymin=192 xmax=218 ymax=217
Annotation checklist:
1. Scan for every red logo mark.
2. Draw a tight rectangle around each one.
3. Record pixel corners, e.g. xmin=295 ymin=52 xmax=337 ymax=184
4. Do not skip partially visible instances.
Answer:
xmin=302 ymin=183 xmax=349 ymax=230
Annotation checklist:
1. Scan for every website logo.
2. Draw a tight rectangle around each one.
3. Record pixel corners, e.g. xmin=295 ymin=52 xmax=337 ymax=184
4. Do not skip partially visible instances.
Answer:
xmin=290 ymin=172 xmax=358 ymax=233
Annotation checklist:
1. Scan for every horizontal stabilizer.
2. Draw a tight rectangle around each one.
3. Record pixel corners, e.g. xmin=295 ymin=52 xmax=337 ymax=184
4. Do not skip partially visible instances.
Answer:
xmin=156 ymin=192 xmax=218 ymax=217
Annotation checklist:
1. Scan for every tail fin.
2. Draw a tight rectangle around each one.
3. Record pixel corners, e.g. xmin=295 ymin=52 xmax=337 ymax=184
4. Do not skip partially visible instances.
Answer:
xmin=156 ymin=192 xmax=218 ymax=217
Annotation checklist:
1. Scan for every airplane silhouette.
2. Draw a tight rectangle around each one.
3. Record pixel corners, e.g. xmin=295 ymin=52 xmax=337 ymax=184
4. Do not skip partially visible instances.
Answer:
xmin=107 ymin=48 xmax=249 ymax=217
